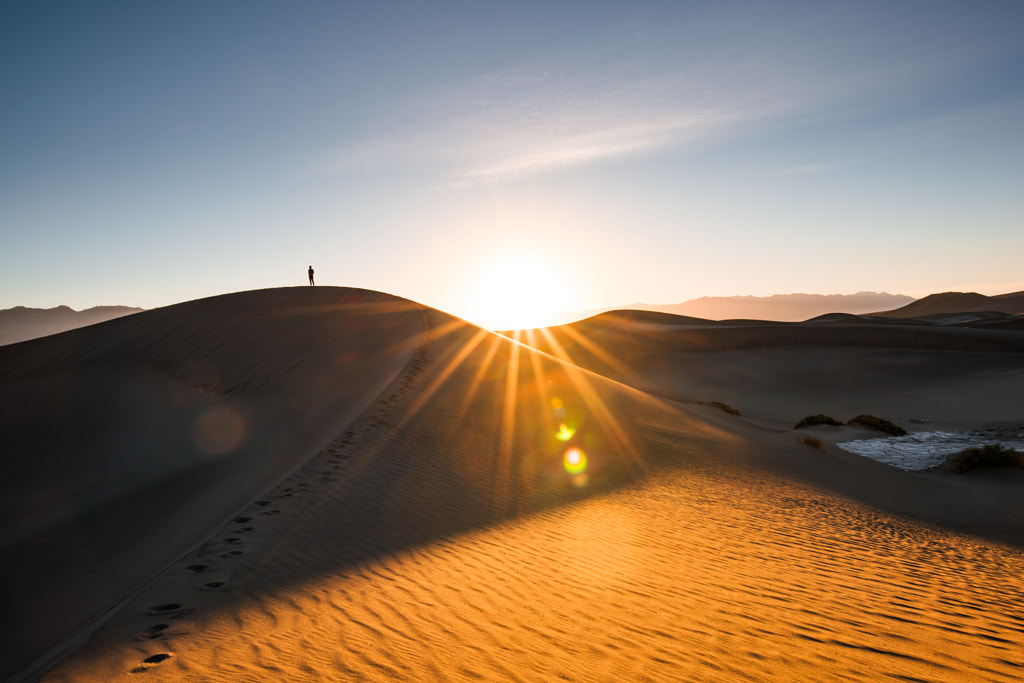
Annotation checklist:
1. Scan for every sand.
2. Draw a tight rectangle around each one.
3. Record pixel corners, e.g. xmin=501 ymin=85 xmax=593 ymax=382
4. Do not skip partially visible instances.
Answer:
xmin=3 ymin=288 xmax=1023 ymax=681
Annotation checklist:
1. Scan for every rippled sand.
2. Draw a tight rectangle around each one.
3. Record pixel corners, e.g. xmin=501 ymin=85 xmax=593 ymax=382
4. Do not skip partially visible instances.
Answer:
xmin=49 ymin=470 xmax=1024 ymax=682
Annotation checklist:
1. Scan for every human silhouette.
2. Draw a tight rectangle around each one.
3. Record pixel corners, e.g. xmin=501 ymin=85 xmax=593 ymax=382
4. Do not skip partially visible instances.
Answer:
xmin=308 ymin=265 xmax=315 ymax=286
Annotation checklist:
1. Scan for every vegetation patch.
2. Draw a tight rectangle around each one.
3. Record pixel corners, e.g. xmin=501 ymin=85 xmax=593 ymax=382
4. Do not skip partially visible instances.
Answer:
xmin=800 ymin=435 xmax=825 ymax=451
xmin=794 ymin=414 xmax=843 ymax=430
xmin=944 ymin=444 xmax=1024 ymax=473
xmin=846 ymin=414 xmax=906 ymax=436
xmin=699 ymin=401 xmax=742 ymax=416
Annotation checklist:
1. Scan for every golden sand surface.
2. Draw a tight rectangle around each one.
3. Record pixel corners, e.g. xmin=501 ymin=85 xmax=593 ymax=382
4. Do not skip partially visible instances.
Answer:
xmin=45 ymin=467 xmax=1024 ymax=682
xmin=36 ymin=299 xmax=1024 ymax=682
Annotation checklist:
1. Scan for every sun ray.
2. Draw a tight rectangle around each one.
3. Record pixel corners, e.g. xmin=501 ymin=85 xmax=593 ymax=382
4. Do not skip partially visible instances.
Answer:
xmin=553 ymin=324 xmax=641 ymax=385
xmin=525 ymin=328 xmax=558 ymax=443
xmin=496 ymin=336 xmax=522 ymax=516
xmin=538 ymin=327 xmax=646 ymax=474
xmin=453 ymin=333 xmax=505 ymax=427
xmin=392 ymin=325 xmax=490 ymax=431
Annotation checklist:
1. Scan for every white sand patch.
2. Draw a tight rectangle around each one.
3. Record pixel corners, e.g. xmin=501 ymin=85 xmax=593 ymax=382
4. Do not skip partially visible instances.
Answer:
xmin=838 ymin=430 xmax=1024 ymax=471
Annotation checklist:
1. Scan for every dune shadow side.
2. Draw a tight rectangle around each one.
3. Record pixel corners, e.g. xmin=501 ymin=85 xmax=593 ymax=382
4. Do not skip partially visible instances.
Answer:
xmin=0 ymin=287 xmax=427 ymax=683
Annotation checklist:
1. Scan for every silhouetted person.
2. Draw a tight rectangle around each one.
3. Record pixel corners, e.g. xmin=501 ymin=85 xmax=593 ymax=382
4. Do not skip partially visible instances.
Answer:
xmin=308 ymin=265 xmax=315 ymax=286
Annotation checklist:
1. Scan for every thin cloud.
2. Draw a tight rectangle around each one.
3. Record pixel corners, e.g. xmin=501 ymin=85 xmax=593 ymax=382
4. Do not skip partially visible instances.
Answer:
xmin=320 ymin=7 xmax=1022 ymax=187
xmin=448 ymin=111 xmax=736 ymax=186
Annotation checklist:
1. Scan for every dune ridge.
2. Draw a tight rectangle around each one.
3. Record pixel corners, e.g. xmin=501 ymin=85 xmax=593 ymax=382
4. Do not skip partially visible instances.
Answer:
xmin=5 ymin=288 xmax=1024 ymax=681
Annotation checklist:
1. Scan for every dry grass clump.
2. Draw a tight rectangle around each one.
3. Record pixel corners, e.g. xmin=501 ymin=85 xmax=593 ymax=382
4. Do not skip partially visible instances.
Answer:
xmin=847 ymin=414 xmax=906 ymax=436
xmin=794 ymin=414 xmax=843 ymax=430
xmin=944 ymin=444 xmax=1024 ymax=473
xmin=800 ymin=435 xmax=825 ymax=450
xmin=699 ymin=401 xmax=742 ymax=416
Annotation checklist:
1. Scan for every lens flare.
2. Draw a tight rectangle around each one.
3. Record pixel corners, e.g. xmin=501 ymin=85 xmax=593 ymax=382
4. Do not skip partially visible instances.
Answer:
xmin=563 ymin=447 xmax=587 ymax=475
xmin=193 ymin=405 xmax=247 ymax=455
xmin=555 ymin=422 xmax=575 ymax=441
xmin=550 ymin=396 xmax=566 ymax=419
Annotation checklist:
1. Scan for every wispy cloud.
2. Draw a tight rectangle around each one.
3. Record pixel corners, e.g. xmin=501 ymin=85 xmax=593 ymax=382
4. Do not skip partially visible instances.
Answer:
xmin=447 ymin=111 xmax=737 ymax=186
xmin=320 ymin=5 xmax=1022 ymax=187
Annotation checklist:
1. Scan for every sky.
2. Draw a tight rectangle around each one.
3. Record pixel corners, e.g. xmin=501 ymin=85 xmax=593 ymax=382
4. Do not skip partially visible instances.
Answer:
xmin=3 ymin=0 xmax=1023 ymax=328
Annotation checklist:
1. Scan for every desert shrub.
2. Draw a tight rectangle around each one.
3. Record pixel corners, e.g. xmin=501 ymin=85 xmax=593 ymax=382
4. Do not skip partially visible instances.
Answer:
xmin=800 ymin=435 xmax=825 ymax=450
xmin=847 ymin=414 xmax=906 ymax=436
xmin=794 ymin=414 xmax=843 ymax=430
xmin=944 ymin=444 xmax=1024 ymax=473
xmin=699 ymin=401 xmax=742 ymax=416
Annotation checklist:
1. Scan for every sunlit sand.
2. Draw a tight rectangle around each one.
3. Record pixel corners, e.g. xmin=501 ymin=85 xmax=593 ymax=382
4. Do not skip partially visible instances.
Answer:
xmin=3 ymin=287 xmax=1023 ymax=682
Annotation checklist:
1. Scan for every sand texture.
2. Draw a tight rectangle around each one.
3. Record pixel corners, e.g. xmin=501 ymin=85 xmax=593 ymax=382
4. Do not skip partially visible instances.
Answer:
xmin=3 ymin=288 xmax=1024 ymax=681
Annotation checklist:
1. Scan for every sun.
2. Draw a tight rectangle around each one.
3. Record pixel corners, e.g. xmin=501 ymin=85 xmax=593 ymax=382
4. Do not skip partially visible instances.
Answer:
xmin=470 ymin=253 xmax=573 ymax=330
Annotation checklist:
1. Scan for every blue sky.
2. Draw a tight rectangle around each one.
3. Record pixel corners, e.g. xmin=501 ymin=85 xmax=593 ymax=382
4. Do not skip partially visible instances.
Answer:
xmin=3 ymin=0 xmax=1023 ymax=327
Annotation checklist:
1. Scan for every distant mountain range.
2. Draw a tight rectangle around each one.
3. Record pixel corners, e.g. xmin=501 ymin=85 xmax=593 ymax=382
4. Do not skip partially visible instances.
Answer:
xmin=579 ymin=292 xmax=916 ymax=323
xmin=0 ymin=305 xmax=143 ymax=346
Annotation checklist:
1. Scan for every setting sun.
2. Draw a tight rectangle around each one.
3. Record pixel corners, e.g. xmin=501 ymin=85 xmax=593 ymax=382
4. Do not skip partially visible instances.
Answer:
xmin=469 ymin=254 xmax=574 ymax=330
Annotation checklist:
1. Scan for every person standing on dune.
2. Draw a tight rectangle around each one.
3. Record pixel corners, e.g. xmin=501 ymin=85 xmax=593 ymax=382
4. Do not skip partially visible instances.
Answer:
xmin=308 ymin=265 xmax=315 ymax=286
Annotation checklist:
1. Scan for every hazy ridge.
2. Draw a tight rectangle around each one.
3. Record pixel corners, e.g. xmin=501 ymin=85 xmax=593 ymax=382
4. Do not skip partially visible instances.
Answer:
xmin=577 ymin=291 xmax=915 ymax=323
xmin=0 ymin=305 xmax=143 ymax=346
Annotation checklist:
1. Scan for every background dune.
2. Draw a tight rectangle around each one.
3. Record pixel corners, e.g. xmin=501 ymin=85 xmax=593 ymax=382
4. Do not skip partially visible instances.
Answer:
xmin=522 ymin=310 xmax=1024 ymax=428
xmin=873 ymin=290 xmax=1024 ymax=318
xmin=5 ymin=288 xmax=1024 ymax=681
xmin=576 ymin=291 xmax=917 ymax=323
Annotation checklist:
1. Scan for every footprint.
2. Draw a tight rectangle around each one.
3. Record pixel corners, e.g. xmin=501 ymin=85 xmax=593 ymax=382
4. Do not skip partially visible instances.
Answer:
xmin=200 ymin=581 xmax=226 ymax=591
xmin=236 ymin=526 xmax=255 ymax=533
xmin=221 ymin=550 xmax=245 ymax=558
xmin=234 ymin=516 xmax=252 ymax=523
xmin=184 ymin=564 xmax=209 ymax=574
xmin=145 ymin=604 xmax=194 ymax=619
xmin=138 ymin=624 xmax=169 ymax=640
xmin=130 ymin=653 xmax=172 ymax=674
xmin=222 ymin=537 xmax=242 ymax=544
xmin=254 ymin=500 xmax=271 ymax=507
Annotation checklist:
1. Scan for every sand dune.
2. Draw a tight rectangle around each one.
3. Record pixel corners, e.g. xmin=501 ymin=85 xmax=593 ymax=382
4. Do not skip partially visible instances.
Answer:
xmin=874 ymin=290 xmax=1024 ymax=318
xmin=573 ymin=291 xmax=916 ymax=323
xmin=4 ymin=288 xmax=1024 ymax=681
xmin=1 ymin=288 xmax=424 ymax=681
xmin=527 ymin=311 xmax=1024 ymax=427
